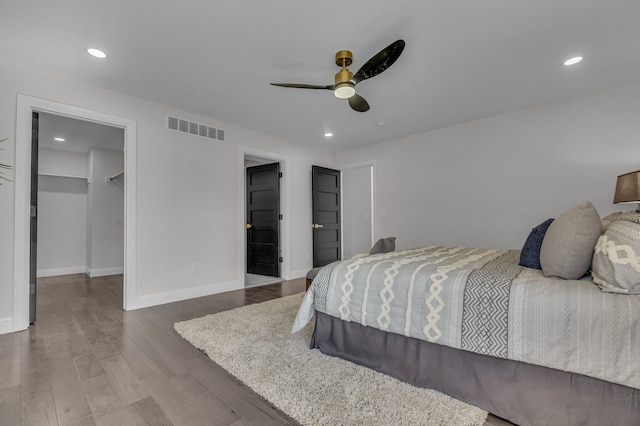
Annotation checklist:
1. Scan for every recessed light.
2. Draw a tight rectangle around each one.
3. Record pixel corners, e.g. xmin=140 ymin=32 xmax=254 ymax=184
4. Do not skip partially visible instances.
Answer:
xmin=87 ymin=48 xmax=107 ymax=59
xmin=324 ymin=132 xmax=334 ymax=138
xmin=564 ymin=56 xmax=583 ymax=66
xmin=54 ymin=137 xmax=65 ymax=142
xmin=377 ymin=121 xmax=387 ymax=127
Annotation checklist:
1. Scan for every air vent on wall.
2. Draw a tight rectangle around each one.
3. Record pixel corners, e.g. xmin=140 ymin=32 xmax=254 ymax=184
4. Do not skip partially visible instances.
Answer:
xmin=167 ymin=116 xmax=226 ymax=142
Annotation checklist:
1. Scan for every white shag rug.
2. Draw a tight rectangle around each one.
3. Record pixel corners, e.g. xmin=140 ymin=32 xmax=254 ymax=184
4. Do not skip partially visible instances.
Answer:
xmin=174 ymin=293 xmax=488 ymax=426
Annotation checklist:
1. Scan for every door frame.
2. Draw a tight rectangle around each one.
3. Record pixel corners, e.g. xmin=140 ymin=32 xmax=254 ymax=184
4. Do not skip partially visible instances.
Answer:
xmin=13 ymin=94 xmax=137 ymax=332
xmin=238 ymin=147 xmax=290 ymax=281
xmin=339 ymin=160 xmax=377 ymax=255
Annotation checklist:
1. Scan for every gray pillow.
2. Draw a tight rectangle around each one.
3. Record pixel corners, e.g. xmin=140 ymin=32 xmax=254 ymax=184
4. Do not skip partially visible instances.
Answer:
xmin=592 ymin=216 xmax=640 ymax=294
xmin=539 ymin=201 xmax=602 ymax=280
xmin=369 ymin=237 xmax=396 ymax=255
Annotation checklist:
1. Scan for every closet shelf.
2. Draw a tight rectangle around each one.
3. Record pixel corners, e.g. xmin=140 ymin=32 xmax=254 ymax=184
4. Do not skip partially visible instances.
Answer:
xmin=38 ymin=172 xmax=89 ymax=182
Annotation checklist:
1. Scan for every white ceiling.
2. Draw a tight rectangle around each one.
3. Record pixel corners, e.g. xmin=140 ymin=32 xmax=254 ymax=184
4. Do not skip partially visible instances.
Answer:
xmin=1 ymin=1 xmax=639 ymax=152
xmin=38 ymin=112 xmax=124 ymax=154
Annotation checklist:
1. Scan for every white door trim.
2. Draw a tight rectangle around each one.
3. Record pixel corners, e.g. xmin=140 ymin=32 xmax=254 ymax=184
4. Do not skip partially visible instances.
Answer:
xmin=238 ymin=146 xmax=291 ymax=282
xmin=13 ymin=94 xmax=137 ymax=332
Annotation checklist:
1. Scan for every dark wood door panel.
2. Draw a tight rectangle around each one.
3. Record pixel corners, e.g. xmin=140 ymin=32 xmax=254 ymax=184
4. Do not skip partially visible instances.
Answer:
xmin=312 ymin=165 xmax=341 ymax=267
xmin=246 ymin=163 xmax=280 ymax=277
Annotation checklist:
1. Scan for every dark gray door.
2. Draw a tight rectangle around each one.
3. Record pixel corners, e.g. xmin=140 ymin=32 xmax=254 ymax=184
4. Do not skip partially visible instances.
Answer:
xmin=312 ymin=165 xmax=341 ymax=267
xmin=246 ymin=163 xmax=280 ymax=277
xmin=29 ymin=112 xmax=39 ymax=324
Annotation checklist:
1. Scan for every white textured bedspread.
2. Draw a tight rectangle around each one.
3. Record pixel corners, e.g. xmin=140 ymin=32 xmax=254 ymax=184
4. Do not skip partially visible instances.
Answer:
xmin=292 ymin=246 xmax=640 ymax=390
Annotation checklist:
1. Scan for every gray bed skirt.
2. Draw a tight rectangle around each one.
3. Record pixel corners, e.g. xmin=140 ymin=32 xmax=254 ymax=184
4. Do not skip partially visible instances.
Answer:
xmin=311 ymin=311 xmax=640 ymax=426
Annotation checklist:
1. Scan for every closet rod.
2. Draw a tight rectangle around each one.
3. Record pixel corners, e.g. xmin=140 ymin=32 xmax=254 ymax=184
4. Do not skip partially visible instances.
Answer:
xmin=107 ymin=171 xmax=124 ymax=181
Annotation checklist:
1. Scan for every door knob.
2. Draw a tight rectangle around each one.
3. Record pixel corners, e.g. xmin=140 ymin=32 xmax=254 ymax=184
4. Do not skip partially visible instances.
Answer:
xmin=246 ymin=223 xmax=252 ymax=229
xmin=312 ymin=224 xmax=324 ymax=229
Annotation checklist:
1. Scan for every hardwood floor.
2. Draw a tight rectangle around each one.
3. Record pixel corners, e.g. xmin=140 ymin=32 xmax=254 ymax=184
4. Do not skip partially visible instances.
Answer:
xmin=0 ymin=274 xmax=511 ymax=426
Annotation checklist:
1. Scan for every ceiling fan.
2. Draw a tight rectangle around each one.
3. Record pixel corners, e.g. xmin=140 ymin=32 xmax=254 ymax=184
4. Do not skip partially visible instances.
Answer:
xmin=270 ymin=39 xmax=405 ymax=112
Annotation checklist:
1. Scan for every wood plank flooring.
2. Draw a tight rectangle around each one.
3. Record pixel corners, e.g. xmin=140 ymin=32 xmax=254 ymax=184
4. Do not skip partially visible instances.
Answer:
xmin=0 ymin=274 xmax=511 ymax=426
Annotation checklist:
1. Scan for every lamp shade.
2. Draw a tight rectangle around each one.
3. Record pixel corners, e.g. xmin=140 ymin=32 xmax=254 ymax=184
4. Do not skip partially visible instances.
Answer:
xmin=613 ymin=170 xmax=640 ymax=204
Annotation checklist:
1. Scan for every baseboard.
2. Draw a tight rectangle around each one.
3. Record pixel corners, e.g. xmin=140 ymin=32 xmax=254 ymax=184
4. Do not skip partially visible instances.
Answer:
xmin=87 ymin=266 xmax=124 ymax=277
xmin=131 ymin=280 xmax=242 ymax=310
xmin=37 ymin=266 xmax=86 ymax=278
xmin=0 ymin=317 xmax=14 ymax=335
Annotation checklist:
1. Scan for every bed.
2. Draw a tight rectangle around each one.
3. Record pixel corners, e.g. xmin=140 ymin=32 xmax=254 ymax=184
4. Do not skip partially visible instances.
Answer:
xmin=292 ymin=204 xmax=640 ymax=426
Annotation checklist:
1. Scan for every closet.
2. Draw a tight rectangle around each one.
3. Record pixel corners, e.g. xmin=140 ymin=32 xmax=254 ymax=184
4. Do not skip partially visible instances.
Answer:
xmin=37 ymin=113 xmax=124 ymax=278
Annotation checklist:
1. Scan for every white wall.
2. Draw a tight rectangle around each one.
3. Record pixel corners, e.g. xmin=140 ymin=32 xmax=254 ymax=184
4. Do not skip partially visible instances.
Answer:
xmin=335 ymin=82 xmax=640 ymax=251
xmin=87 ymin=148 xmax=124 ymax=276
xmin=4 ymin=55 xmax=638 ymax=331
xmin=38 ymin=147 xmax=88 ymax=177
xmin=37 ymin=175 xmax=88 ymax=276
xmin=36 ymin=147 xmax=125 ymax=278
xmin=0 ymin=59 xmax=333 ymax=330
xmin=37 ymin=148 xmax=89 ymax=276
xmin=342 ymin=166 xmax=373 ymax=258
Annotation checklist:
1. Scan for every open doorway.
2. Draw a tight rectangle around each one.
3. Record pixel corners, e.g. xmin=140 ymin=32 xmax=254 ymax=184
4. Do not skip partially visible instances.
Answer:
xmin=341 ymin=162 xmax=376 ymax=258
xmin=13 ymin=95 xmax=137 ymax=333
xmin=33 ymin=112 xmax=125 ymax=321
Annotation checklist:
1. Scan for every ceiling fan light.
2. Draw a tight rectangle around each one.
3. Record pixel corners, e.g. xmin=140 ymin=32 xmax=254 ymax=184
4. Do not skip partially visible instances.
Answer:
xmin=334 ymin=83 xmax=355 ymax=99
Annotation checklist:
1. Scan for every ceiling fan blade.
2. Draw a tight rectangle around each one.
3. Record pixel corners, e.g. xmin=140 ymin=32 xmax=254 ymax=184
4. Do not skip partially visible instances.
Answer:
xmin=348 ymin=94 xmax=370 ymax=112
xmin=270 ymin=83 xmax=334 ymax=90
xmin=351 ymin=39 xmax=405 ymax=85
